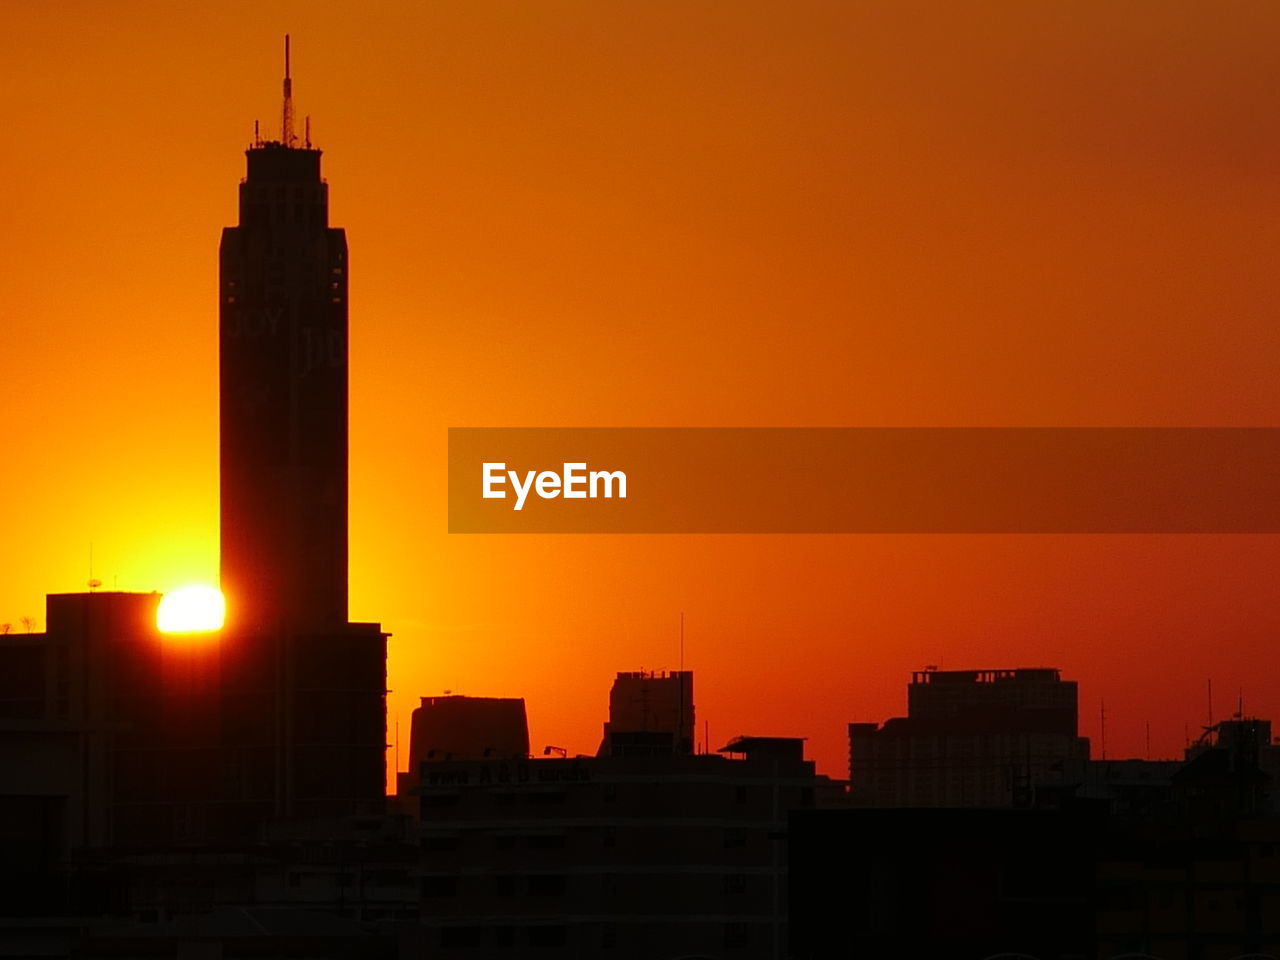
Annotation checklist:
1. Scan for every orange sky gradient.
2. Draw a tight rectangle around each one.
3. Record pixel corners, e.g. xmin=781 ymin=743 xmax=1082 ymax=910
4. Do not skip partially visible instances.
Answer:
xmin=3 ymin=1 xmax=1280 ymax=781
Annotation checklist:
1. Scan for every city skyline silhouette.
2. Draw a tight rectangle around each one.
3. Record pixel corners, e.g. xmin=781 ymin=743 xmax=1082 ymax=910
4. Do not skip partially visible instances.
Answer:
xmin=2 ymin=2 xmax=1279 ymax=789
xmin=3 ymin=15 xmax=1280 ymax=953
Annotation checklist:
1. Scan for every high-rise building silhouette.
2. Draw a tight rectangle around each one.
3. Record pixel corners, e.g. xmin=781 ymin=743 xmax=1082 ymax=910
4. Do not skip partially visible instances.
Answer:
xmin=220 ymin=36 xmax=348 ymax=633
xmin=215 ymin=38 xmax=387 ymax=825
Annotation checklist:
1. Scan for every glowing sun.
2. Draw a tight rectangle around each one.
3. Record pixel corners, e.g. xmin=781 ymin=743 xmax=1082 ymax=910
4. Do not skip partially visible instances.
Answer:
xmin=156 ymin=585 xmax=226 ymax=634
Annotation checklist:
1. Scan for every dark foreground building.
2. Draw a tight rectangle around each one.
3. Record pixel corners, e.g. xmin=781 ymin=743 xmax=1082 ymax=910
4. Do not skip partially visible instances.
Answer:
xmin=399 ymin=670 xmax=823 ymax=959
xmin=797 ymin=675 xmax=1280 ymax=960
xmin=412 ymin=736 xmax=819 ymax=958
xmin=789 ymin=807 xmax=1098 ymax=959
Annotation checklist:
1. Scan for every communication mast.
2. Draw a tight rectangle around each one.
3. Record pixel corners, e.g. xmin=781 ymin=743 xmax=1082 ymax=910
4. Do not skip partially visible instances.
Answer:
xmin=281 ymin=34 xmax=295 ymax=147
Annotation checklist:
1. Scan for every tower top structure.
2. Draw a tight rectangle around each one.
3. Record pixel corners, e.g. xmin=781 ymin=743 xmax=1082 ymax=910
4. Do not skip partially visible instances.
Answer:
xmin=253 ymin=34 xmax=312 ymax=151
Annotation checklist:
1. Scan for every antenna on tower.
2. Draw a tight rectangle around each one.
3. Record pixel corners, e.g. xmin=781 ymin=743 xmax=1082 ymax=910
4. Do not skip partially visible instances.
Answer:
xmin=1100 ymin=699 xmax=1107 ymax=761
xmin=87 ymin=543 xmax=101 ymax=592
xmin=281 ymin=34 xmax=295 ymax=147
xmin=305 ymin=115 xmax=311 ymax=149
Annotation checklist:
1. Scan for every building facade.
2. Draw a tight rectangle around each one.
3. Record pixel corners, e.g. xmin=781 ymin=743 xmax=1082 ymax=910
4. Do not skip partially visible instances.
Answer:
xmin=849 ymin=667 xmax=1090 ymax=807
xmin=598 ymin=669 xmax=694 ymax=757
xmin=414 ymin=737 xmax=818 ymax=958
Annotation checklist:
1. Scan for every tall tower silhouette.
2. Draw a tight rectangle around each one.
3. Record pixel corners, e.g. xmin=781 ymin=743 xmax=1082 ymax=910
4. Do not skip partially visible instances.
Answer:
xmin=219 ymin=36 xmax=347 ymax=632
xmin=216 ymin=38 xmax=386 ymax=823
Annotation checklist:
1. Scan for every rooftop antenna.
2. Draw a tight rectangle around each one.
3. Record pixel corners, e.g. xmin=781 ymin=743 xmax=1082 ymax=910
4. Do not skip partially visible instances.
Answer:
xmin=1100 ymin=699 xmax=1107 ymax=761
xmin=304 ymin=115 xmax=311 ymax=149
xmin=87 ymin=543 xmax=101 ymax=592
xmin=281 ymin=34 xmax=295 ymax=147
xmin=677 ymin=613 xmax=690 ymax=754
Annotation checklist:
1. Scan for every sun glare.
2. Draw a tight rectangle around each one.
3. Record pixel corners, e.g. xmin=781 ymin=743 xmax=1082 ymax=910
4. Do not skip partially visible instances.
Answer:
xmin=156 ymin=585 xmax=226 ymax=634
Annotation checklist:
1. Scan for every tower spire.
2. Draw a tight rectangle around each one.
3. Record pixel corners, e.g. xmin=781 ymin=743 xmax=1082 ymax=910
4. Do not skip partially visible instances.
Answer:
xmin=281 ymin=34 xmax=295 ymax=147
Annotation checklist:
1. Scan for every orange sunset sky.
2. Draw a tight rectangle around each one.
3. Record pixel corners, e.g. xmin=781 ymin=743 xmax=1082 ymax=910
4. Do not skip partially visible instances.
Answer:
xmin=3 ymin=1 xmax=1280 ymax=781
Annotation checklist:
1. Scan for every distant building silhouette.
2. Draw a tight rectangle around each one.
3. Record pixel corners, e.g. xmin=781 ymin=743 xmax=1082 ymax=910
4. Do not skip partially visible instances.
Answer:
xmin=395 ymin=694 xmax=530 ymax=795
xmin=848 ymin=667 xmax=1090 ymax=807
xmin=411 ymin=671 xmax=822 ymax=958
xmin=1177 ymin=716 xmax=1279 ymax=820
xmin=1091 ymin=717 xmax=1280 ymax=955
xmin=0 ymin=591 xmax=212 ymax=856
xmin=597 ymin=669 xmax=694 ymax=757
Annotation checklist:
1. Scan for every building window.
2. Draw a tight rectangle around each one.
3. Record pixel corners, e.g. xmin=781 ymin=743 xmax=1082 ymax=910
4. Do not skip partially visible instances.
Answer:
xmin=526 ymin=834 xmax=565 ymax=850
xmin=724 ymin=873 xmax=746 ymax=895
xmin=526 ymin=926 xmax=567 ymax=947
xmin=527 ymin=875 xmax=566 ymax=897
